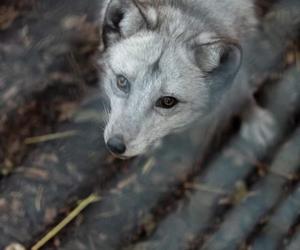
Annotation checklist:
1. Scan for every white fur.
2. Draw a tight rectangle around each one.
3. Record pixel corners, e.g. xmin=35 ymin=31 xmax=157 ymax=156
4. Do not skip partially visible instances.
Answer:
xmin=100 ymin=0 xmax=257 ymax=157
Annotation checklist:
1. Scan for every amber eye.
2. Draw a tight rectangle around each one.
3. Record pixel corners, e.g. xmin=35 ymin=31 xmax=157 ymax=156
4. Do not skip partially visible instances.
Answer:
xmin=156 ymin=96 xmax=179 ymax=109
xmin=116 ymin=75 xmax=130 ymax=93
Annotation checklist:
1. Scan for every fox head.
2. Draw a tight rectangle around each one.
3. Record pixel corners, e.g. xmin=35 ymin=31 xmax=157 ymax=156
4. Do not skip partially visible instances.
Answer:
xmin=99 ymin=0 xmax=252 ymax=158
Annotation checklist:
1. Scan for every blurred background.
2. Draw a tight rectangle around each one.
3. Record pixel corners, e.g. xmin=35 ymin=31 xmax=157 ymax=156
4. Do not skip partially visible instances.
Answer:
xmin=0 ymin=0 xmax=299 ymax=249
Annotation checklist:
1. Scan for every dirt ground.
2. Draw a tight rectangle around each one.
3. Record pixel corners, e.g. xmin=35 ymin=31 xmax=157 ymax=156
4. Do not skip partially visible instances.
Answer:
xmin=0 ymin=0 xmax=300 ymax=250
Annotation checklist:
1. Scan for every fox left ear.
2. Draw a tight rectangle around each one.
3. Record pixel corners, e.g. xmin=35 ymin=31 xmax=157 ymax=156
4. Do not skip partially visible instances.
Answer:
xmin=101 ymin=0 xmax=158 ymax=48
xmin=187 ymin=36 xmax=243 ymax=109
xmin=188 ymin=37 xmax=243 ymax=105
xmin=189 ymin=38 xmax=242 ymax=79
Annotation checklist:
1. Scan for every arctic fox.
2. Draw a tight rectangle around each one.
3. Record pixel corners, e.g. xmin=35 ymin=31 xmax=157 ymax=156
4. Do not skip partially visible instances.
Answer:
xmin=99 ymin=0 xmax=258 ymax=157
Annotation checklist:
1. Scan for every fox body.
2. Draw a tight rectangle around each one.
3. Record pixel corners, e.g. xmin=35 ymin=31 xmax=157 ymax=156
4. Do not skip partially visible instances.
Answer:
xmin=99 ymin=0 xmax=258 ymax=157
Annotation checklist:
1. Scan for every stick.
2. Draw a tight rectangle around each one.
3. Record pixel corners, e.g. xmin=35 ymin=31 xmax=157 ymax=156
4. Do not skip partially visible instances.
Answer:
xmin=31 ymin=194 xmax=101 ymax=250
xmin=24 ymin=131 xmax=78 ymax=145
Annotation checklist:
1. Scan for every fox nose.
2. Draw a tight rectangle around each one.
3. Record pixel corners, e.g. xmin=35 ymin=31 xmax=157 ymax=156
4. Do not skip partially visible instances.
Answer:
xmin=106 ymin=135 xmax=126 ymax=155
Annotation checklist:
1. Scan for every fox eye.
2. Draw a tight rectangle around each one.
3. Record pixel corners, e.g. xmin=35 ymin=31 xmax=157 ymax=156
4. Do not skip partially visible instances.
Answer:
xmin=156 ymin=96 xmax=179 ymax=109
xmin=116 ymin=75 xmax=130 ymax=93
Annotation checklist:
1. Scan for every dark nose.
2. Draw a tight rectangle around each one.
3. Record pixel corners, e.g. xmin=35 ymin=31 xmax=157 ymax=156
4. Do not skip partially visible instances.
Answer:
xmin=106 ymin=135 xmax=126 ymax=155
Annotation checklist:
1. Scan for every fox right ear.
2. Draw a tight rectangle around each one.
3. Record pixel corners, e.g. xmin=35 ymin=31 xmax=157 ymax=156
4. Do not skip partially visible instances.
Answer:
xmin=101 ymin=0 xmax=158 ymax=48
xmin=102 ymin=0 xmax=126 ymax=46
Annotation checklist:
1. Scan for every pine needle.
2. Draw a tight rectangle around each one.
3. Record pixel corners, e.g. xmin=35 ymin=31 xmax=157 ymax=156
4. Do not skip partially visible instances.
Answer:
xmin=31 ymin=193 xmax=101 ymax=250
xmin=142 ymin=157 xmax=156 ymax=175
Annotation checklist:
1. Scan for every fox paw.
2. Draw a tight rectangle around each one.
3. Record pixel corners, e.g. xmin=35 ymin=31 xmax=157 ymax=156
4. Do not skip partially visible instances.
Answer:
xmin=241 ymin=106 xmax=277 ymax=146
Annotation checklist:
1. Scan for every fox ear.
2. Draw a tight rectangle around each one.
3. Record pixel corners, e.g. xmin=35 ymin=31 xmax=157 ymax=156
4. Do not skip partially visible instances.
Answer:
xmin=187 ymin=36 xmax=242 ymax=107
xmin=189 ymin=38 xmax=242 ymax=79
xmin=102 ymin=0 xmax=158 ymax=47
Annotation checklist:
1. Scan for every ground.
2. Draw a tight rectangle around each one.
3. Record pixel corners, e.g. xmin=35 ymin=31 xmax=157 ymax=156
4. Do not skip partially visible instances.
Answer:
xmin=0 ymin=1 xmax=300 ymax=250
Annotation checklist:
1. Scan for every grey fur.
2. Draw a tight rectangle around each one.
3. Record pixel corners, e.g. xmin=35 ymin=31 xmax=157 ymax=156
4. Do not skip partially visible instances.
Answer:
xmin=99 ymin=0 xmax=258 ymax=157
